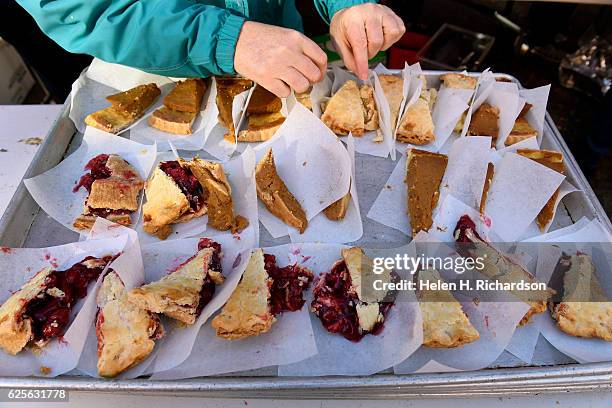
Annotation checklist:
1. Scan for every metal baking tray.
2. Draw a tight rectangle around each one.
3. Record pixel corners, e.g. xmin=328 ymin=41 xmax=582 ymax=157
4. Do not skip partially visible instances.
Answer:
xmin=0 ymin=71 xmax=611 ymax=398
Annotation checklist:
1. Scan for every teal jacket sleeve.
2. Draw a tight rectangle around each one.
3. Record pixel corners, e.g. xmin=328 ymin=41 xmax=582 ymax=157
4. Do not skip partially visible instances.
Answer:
xmin=314 ymin=0 xmax=378 ymax=24
xmin=15 ymin=0 xmax=246 ymax=77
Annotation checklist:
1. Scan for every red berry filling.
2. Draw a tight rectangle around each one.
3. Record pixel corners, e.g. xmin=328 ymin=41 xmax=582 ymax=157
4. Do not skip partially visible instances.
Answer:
xmin=73 ymin=154 xmax=111 ymax=193
xmin=24 ymin=256 xmax=112 ymax=343
xmin=311 ymin=260 xmax=392 ymax=342
xmin=159 ymin=161 xmax=204 ymax=211
xmin=265 ymin=254 xmax=314 ymax=316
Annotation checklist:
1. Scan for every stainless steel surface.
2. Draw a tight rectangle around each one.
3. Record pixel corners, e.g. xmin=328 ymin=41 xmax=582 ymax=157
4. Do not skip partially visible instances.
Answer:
xmin=0 ymin=70 xmax=610 ymax=397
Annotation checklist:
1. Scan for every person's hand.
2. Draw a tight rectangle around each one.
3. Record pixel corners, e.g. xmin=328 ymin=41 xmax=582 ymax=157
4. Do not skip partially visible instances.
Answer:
xmin=234 ymin=21 xmax=327 ymax=97
xmin=330 ymin=3 xmax=405 ymax=80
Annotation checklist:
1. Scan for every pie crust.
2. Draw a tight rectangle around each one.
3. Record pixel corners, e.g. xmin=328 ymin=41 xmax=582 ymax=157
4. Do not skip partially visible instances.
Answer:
xmin=440 ymin=73 xmax=477 ymax=90
xmin=516 ymin=149 xmax=564 ymax=231
xmin=73 ymin=154 xmax=144 ymax=230
xmin=551 ymin=253 xmax=612 ymax=341
xmin=311 ymin=247 xmax=395 ymax=341
xmin=255 ymin=148 xmax=307 ymax=233
xmin=212 ymin=249 xmax=273 ymax=339
xmin=417 ymin=268 xmax=480 ymax=348
xmin=212 ymin=248 xmax=313 ymax=340
xmin=479 ymin=162 xmax=494 ymax=215
xmin=405 ymin=149 xmax=448 ymax=235
xmin=85 ymin=83 xmax=160 ymax=133
xmin=396 ymin=82 xmax=436 ymax=145
xmin=321 ymin=80 xmax=379 ymax=137
xmin=238 ymin=111 xmax=285 ymax=142
xmin=128 ymin=239 xmax=224 ymax=325
xmin=378 ymin=74 xmax=404 ymax=131
xmin=454 ymin=215 xmax=554 ymax=326
xmin=296 ymin=89 xmax=313 ymax=111
xmin=149 ymin=107 xmax=198 ymax=135
xmin=0 ymin=256 xmax=112 ymax=355
xmin=96 ymin=272 xmax=163 ymax=377
xmin=324 ymin=191 xmax=351 ymax=221
xmin=505 ymin=102 xmax=536 ymax=147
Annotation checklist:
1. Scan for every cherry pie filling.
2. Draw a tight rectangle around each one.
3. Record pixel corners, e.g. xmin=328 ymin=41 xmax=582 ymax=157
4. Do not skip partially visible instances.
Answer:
xmin=159 ymin=161 xmax=205 ymax=212
xmin=264 ymin=254 xmax=314 ymax=316
xmin=195 ymin=238 xmax=223 ymax=315
xmin=73 ymin=154 xmax=136 ymax=219
xmin=311 ymin=260 xmax=393 ymax=342
xmin=24 ymin=256 xmax=112 ymax=344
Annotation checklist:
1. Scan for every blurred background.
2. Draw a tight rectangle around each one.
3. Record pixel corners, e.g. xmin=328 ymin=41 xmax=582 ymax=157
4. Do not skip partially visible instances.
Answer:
xmin=0 ymin=0 xmax=610 ymax=216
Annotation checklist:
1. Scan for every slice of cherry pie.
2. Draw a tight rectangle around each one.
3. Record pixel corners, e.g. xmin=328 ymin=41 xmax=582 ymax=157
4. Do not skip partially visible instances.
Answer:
xmin=212 ymin=248 xmax=313 ymax=340
xmin=311 ymin=247 xmax=395 ymax=342
xmin=0 ymin=256 xmax=113 ymax=355
xmin=73 ymin=154 xmax=144 ymax=230
xmin=142 ymin=158 xmax=248 ymax=239
xmin=127 ymin=238 xmax=224 ymax=325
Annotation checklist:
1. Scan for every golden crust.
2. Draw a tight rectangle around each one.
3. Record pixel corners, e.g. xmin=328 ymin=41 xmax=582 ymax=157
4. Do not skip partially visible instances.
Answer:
xmin=73 ymin=213 xmax=132 ymax=230
xmin=397 ymin=97 xmax=435 ymax=144
xmin=551 ymin=254 xmax=612 ymax=341
xmin=321 ymin=80 xmax=379 ymax=137
xmin=378 ymin=74 xmax=404 ymax=130
xmin=238 ymin=111 xmax=285 ymax=142
xmin=440 ymin=73 xmax=477 ymax=90
xmin=163 ymin=78 xmax=206 ymax=113
xmin=142 ymin=167 xmax=191 ymax=237
xmin=418 ymin=269 xmax=480 ymax=348
xmin=85 ymin=106 xmax=135 ymax=134
xmin=255 ymin=148 xmax=307 ymax=233
xmin=212 ymin=249 xmax=275 ymax=339
xmin=128 ymin=248 xmax=222 ymax=325
xmin=96 ymin=272 xmax=163 ymax=378
xmin=296 ymin=90 xmax=313 ymax=110
xmin=148 ymin=107 xmax=198 ymax=135
xmin=505 ymin=117 xmax=537 ymax=146
xmin=0 ymin=268 xmax=52 ymax=355
xmin=324 ymin=191 xmax=351 ymax=221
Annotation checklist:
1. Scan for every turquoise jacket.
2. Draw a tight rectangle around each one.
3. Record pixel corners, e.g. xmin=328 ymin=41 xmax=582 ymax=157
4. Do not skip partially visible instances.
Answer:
xmin=16 ymin=0 xmax=375 ymax=77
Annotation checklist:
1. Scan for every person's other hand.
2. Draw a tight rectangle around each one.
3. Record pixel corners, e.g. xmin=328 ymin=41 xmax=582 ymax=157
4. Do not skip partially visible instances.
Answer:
xmin=330 ymin=4 xmax=405 ymax=80
xmin=234 ymin=21 xmax=327 ymax=97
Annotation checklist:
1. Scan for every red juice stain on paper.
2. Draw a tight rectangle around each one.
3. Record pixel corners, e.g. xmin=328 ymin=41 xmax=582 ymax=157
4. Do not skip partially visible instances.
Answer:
xmin=0 ymin=247 xmax=11 ymax=254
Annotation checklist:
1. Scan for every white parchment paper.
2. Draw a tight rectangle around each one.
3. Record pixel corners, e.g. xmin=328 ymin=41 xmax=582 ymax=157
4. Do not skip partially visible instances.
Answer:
xmin=484 ymin=152 xmax=565 ymax=241
xmin=253 ymin=103 xmax=351 ymax=238
xmin=24 ymin=128 xmax=157 ymax=235
xmin=289 ymin=134 xmax=363 ymax=244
